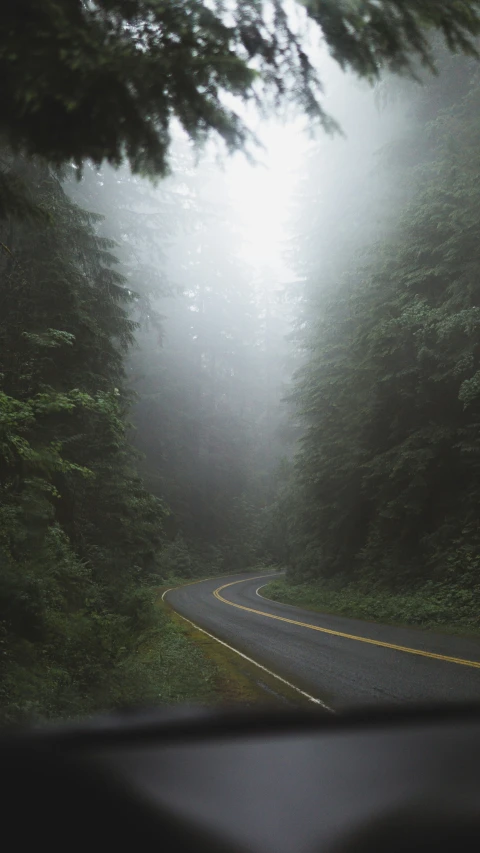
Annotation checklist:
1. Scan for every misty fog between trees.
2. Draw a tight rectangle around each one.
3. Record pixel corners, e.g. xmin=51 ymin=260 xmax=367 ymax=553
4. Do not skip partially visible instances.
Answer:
xmin=3 ymin=26 xmax=480 ymax=720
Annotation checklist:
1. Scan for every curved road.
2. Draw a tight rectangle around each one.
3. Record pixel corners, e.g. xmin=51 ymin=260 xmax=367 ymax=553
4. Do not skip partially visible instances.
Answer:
xmin=165 ymin=572 xmax=480 ymax=710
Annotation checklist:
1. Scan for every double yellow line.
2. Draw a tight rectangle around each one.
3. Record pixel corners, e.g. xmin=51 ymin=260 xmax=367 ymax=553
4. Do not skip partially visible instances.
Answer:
xmin=214 ymin=577 xmax=480 ymax=670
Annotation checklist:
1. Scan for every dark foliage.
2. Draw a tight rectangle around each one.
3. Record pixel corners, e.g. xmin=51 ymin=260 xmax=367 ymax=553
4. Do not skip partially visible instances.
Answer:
xmin=2 ymin=1 xmax=480 ymax=173
xmin=272 ymin=47 xmax=480 ymax=626
xmin=0 ymin=152 xmax=168 ymax=722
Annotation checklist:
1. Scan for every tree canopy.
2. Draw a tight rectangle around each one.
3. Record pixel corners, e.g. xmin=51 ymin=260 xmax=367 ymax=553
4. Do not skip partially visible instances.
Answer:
xmin=2 ymin=0 xmax=480 ymax=174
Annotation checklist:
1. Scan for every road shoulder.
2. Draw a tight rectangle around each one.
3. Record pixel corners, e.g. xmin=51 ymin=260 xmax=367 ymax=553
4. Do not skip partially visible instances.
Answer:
xmin=159 ymin=580 xmax=315 ymax=707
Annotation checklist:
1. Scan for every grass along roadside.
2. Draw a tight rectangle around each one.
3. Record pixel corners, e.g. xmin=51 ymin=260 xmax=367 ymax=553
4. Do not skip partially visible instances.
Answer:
xmin=262 ymin=578 xmax=480 ymax=638
xmin=119 ymin=604 xmax=222 ymax=706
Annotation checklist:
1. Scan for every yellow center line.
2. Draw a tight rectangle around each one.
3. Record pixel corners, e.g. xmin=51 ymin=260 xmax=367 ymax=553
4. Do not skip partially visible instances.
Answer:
xmin=213 ymin=577 xmax=480 ymax=670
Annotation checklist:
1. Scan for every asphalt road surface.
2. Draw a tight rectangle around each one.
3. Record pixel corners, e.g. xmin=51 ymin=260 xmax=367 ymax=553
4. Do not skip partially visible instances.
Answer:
xmin=165 ymin=572 xmax=480 ymax=710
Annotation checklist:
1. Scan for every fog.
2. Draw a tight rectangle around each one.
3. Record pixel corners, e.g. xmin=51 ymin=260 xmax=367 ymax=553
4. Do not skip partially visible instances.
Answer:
xmin=62 ymin=58 xmax=413 ymax=570
xmin=61 ymin=36 xmax=479 ymax=599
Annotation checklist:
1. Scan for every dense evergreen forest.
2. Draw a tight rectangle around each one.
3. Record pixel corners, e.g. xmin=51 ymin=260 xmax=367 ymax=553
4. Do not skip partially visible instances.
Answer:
xmin=2 ymin=1 xmax=480 ymax=721
xmin=267 ymin=45 xmax=480 ymax=629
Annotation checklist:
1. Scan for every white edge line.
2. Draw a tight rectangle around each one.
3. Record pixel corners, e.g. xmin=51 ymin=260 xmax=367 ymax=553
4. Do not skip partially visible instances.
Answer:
xmin=256 ymin=583 xmax=271 ymax=598
xmin=256 ymin=582 xmax=290 ymax=607
xmin=162 ymin=589 xmax=334 ymax=713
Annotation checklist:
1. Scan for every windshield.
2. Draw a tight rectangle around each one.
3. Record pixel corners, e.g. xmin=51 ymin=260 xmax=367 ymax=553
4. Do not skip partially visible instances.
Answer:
xmin=2 ymin=0 xmax=480 ymax=724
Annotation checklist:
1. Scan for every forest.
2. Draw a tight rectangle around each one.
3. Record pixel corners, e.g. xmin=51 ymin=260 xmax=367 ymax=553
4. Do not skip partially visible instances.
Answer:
xmin=2 ymin=0 xmax=480 ymax=722
xmin=266 ymin=43 xmax=480 ymax=631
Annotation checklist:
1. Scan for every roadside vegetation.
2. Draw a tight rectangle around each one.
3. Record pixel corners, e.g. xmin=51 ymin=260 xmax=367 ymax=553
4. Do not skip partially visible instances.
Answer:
xmin=264 ymin=577 xmax=480 ymax=636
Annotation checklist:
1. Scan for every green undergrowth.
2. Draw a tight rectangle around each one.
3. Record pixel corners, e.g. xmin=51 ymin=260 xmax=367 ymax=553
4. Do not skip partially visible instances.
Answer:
xmin=263 ymin=577 xmax=480 ymax=637
xmin=0 ymin=582 xmax=224 ymax=725
xmin=1 ymin=570 xmax=289 ymax=724
xmin=116 ymin=575 xmax=248 ymax=708
xmin=116 ymin=604 xmax=222 ymax=706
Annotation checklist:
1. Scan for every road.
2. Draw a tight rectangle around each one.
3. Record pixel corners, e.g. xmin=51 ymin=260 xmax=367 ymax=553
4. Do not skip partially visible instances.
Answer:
xmin=165 ymin=572 xmax=480 ymax=710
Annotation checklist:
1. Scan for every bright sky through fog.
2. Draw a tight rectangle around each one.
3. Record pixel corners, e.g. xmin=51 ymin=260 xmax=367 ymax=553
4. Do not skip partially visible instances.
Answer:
xmin=225 ymin=120 xmax=309 ymax=282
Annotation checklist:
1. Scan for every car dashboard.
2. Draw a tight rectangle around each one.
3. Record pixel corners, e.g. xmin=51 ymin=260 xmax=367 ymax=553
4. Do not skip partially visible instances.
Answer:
xmin=2 ymin=704 xmax=479 ymax=852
